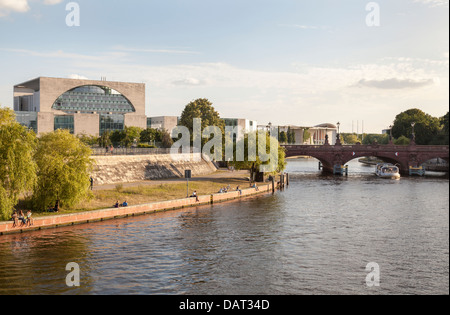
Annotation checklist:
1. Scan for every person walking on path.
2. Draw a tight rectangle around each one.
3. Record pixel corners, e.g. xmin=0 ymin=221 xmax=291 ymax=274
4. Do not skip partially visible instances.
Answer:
xmin=90 ymin=177 xmax=94 ymax=190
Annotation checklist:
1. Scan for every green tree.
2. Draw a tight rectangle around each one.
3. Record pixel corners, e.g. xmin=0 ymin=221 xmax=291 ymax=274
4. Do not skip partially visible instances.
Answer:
xmin=32 ymin=129 xmax=94 ymax=212
xmin=342 ymin=133 xmax=360 ymax=144
xmin=140 ymin=128 xmax=158 ymax=143
xmin=160 ymin=129 xmax=174 ymax=148
xmin=0 ymin=108 xmax=37 ymax=220
xmin=123 ymin=126 xmax=143 ymax=147
xmin=178 ymin=98 xmax=225 ymax=147
xmin=442 ymin=112 xmax=449 ymax=134
xmin=303 ymin=129 xmax=311 ymax=144
xmin=230 ymin=131 xmax=286 ymax=182
xmin=110 ymin=130 xmax=125 ymax=146
xmin=98 ymin=131 xmax=112 ymax=148
xmin=430 ymin=112 xmax=449 ymax=145
xmin=394 ymin=135 xmax=411 ymax=146
xmin=392 ymin=108 xmax=440 ymax=145
xmin=362 ymin=134 xmax=389 ymax=145
xmin=287 ymin=127 xmax=296 ymax=144
xmin=279 ymin=131 xmax=288 ymax=144
xmin=77 ymin=133 xmax=98 ymax=147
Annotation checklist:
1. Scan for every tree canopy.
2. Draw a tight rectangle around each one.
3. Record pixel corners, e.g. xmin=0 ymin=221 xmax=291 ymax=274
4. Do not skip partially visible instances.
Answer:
xmin=392 ymin=108 xmax=440 ymax=145
xmin=0 ymin=108 xmax=37 ymax=220
xmin=178 ymin=98 xmax=225 ymax=146
xmin=32 ymin=129 xmax=94 ymax=211
xmin=229 ymin=131 xmax=286 ymax=182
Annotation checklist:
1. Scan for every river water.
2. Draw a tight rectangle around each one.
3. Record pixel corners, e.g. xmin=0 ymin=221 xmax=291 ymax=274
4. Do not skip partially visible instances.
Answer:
xmin=0 ymin=159 xmax=448 ymax=295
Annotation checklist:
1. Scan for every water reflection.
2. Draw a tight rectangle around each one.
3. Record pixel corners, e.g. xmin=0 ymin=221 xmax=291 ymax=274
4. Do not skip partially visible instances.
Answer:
xmin=0 ymin=158 xmax=448 ymax=295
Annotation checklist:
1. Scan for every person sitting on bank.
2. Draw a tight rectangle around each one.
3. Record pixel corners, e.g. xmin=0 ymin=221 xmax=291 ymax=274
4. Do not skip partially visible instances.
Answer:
xmin=122 ymin=201 xmax=128 ymax=207
xmin=55 ymin=200 xmax=60 ymax=212
xmin=114 ymin=200 xmax=120 ymax=208
xmin=18 ymin=210 xmax=27 ymax=227
xmin=26 ymin=210 xmax=34 ymax=227
xmin=191 ymin=191 xmax=199 ymax=202
xmin=236 ymin=186 xmax=242 ymax=195
xmin=252 ymin=183 xmax=259 ymax=191
xmin=47 ymin=200 xmax=60 ymax=213
xmin=11 ymin=211 xmax=18 ymax=228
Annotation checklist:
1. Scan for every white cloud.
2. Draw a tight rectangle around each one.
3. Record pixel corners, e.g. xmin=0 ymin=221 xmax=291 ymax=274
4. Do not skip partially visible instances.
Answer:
xmin=43 ymin=0 xmax=63 ymax=4
xmin=355 ymin=78 xmax=434 ymax=89
xmin=413 ymin=0 xmax=449 ymax=7
xmin=0 ymin=0 xmax=62 ymax=17
xmin=113 ymin=46 xmax=201 ymax=55
xmin=0 ymin=48 xmax=127 ymax=62
xmin=1 ymin=47 xmax=447 ymax=132
xmin=68 ymin=74 xmax=89 ymax=80
xmin=278 ymin=24 xmax=328 ymax=30
xmin=0 ymin=0 xmax=30 ymax=16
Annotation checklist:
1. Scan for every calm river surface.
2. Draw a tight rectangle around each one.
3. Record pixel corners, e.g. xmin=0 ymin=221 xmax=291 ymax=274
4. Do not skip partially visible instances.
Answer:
xmin=0 ymin=159 xmax=448 ymax=295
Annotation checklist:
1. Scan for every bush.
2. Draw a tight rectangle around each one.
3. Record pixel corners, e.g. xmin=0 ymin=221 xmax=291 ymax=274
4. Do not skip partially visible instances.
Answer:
xmin=137 ymin=143 xmax=156 ymax=148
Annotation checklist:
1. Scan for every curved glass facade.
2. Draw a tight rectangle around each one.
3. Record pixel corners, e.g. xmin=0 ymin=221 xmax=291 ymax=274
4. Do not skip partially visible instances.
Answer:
xmin=52 ymin=85 xmax=135 ymax=114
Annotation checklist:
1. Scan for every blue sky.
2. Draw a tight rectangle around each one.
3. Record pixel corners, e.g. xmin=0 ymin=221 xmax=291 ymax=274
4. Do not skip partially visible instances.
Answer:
xmin=0 ymin=0 xmax=448 ymax=133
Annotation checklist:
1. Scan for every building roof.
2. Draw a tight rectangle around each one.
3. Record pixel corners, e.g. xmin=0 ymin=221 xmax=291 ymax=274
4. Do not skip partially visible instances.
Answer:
xmin=314 ymin=123 xmax=337 ymax=129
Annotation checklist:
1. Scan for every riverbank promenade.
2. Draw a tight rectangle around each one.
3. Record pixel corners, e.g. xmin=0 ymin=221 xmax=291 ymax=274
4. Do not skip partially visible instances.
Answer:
xmin=1 ymin=173 xmax=287 ymax=236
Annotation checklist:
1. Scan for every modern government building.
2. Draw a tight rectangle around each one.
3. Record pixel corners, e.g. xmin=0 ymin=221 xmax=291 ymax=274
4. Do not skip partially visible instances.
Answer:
xmin=13 ymin=76 xmax=338 ymax=145
xmin=14 ymin=77 xmax=147 ymax=136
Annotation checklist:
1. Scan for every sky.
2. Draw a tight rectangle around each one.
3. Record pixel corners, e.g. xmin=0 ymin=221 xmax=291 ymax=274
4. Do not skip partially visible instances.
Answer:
xmin=0 ymin=0 xmax=448 ymax=133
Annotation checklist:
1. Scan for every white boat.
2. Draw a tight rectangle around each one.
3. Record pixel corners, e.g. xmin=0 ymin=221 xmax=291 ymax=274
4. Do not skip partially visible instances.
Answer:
xmin=375 ymin=163 xmax=401 ymax=179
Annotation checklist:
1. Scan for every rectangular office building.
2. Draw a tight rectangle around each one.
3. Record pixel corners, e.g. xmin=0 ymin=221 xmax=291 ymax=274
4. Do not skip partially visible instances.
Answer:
xmin=14 ymin=77 xmax=147 ymax=136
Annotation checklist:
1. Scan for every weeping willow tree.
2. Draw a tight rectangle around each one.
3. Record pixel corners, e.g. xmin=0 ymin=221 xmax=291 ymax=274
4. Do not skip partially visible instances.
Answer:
xmin=229 ymin=131 xmax=286 ymax=182
xmin=32 ymin=129 xmax=94 ymax=211
xmin=0 ymin=108 xmax=37 ymax=220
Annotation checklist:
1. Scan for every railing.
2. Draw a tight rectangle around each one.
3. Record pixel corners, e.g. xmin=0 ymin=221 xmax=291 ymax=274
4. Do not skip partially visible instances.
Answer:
xmin=91 ymin=147 xmax=173 ymax=156
xmin=282 ymin=144 xmax=449 ymax=151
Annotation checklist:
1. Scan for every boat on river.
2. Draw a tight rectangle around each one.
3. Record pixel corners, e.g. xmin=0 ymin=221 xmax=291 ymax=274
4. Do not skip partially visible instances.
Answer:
xmin=375 ymin=163 xmax=401 ymax=179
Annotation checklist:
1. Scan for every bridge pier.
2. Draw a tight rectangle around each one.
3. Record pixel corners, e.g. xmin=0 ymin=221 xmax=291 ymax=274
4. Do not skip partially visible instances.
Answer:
xmin=333 ymin=164 xmax=348 ymax=176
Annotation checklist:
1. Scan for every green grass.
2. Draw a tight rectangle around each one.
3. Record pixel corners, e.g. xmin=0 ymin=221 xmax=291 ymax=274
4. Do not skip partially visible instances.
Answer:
xmin=15 ymin=177 xmax=249 ymax=219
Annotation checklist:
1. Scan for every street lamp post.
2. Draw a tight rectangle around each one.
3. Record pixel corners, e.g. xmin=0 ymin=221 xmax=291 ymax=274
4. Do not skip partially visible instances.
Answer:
xmin=389 ymin=125 xmax=393 ymax=143
xmin=336 ymin=122 xmax=341 ymax=145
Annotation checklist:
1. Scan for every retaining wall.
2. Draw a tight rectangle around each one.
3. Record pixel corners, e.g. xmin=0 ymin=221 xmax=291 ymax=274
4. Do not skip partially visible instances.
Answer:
xmin=92 ymin=153 xmax=218 ymax=185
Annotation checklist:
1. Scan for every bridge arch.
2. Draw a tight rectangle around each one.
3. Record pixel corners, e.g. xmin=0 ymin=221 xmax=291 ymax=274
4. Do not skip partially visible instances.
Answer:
xmin=339 ymin=151 xmax=405 ymax=170
xmin=417 ymin=154 xmax=449 ymax=166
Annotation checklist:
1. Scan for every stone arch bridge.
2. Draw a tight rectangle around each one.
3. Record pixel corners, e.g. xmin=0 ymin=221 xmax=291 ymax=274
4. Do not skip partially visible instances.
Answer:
xmin=283 ymin=143 xmax=449 ymax=175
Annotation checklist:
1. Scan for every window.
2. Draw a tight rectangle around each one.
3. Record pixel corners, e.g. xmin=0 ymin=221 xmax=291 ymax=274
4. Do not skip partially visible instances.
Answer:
xmin=16 ymin=112 xmax=38 ymax=133
xmin=52 ymin=85 xmax=135 ymax=114
xmin=54 ymin=115 xmax=74 ymax=134
xmin=100 ymin=114 xmax=124 ymax=135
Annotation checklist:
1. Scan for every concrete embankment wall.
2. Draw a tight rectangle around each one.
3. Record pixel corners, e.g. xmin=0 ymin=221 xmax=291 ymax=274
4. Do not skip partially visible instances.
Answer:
xmin=92 ymin=153 xmax=218 ymax=186
xmin=0 ymin=182 xmax=286 ymax=236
